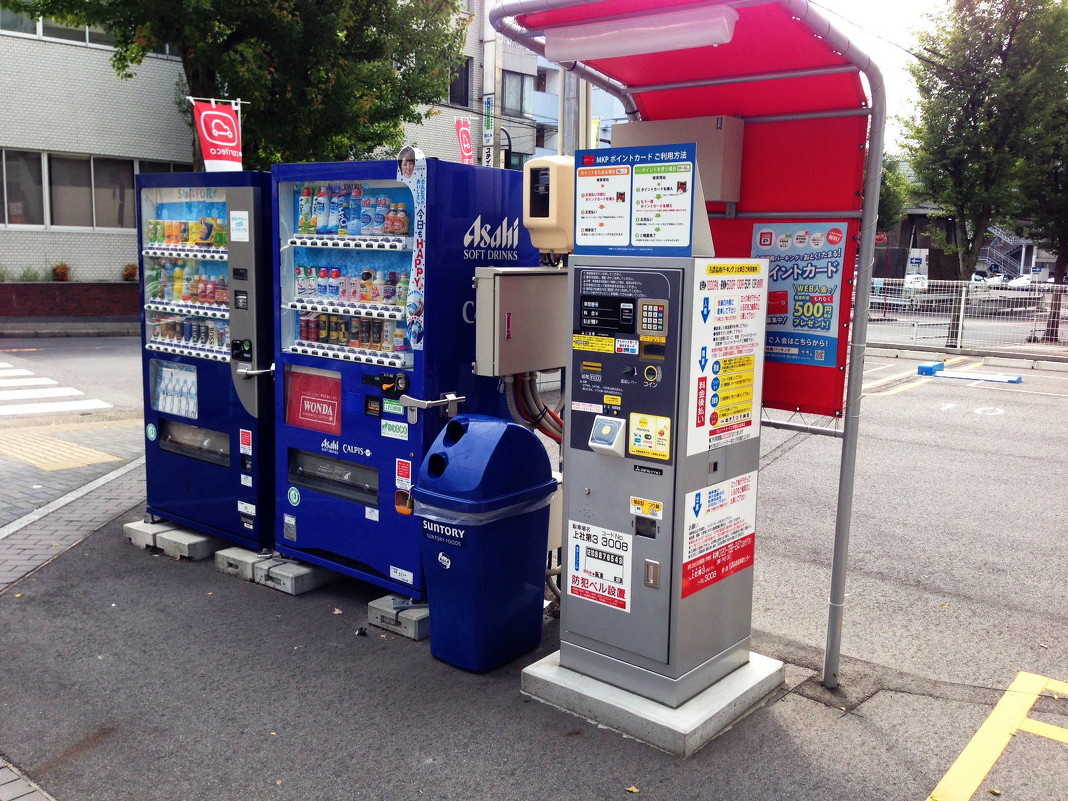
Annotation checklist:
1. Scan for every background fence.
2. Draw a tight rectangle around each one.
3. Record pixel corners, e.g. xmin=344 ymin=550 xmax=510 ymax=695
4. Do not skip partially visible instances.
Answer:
xmin=867 ymin=279 xmax=1068 ymax=358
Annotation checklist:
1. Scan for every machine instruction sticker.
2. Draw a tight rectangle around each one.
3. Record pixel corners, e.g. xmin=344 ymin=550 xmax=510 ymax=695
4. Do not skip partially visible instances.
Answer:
xmin=396 ymin=458 xmax=412 ymax=490
xmin=568 ymin=521 xmax=633 ymax=612
xmin=574 ymin=144 xmax=697 ymax=257
xmin=629 ymin=497 xmax=664 ymax=520
xmin=686 ymin=259 xmax=767 ymax=455
xmin=628 ymin=413 xmax=671 ymax=460
xmin=239 ymin=428 xmax=252 ymax=456
xmin=681 ymin=471 xmax=757 ymax=599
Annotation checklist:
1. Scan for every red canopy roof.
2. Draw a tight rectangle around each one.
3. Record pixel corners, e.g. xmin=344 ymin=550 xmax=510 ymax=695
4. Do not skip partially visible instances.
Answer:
xmin=498 ymin=0 xmax=879 ymax=124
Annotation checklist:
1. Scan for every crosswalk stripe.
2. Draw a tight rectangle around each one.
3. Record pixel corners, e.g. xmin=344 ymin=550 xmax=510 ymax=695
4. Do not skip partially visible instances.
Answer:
xmin=0 ymin=399 xmax=112 ymax=416
xmin=0 ymin=387 xmax=84 ymax=402
xmin=0 ymin=362 xmax=12 ymax=368
xmin=0 ymin=368 xmax=34 ymax=378
xmin=0 ymin=377 xmax=59 ymax=388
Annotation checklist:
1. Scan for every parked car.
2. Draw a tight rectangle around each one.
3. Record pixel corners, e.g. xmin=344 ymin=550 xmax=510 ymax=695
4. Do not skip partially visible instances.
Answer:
xmin=1007 ymin=275 xmax=1032 ymax=287
xmin=971 ymin=270 xmax=990 ymax=283
xmin=903 ymin=273 xmax=928 ymax=290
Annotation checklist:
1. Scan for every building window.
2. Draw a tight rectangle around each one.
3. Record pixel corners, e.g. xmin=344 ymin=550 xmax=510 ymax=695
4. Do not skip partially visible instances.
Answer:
xmin=501 ymin=70 xmax=533 ymax=117
xmin=1 ymin=150 xmax=162 ymax=228
xmin=3 ymin=150 xmax=44 ymax=225
xmin=42 ymin=16 xmax=87 ymax=42
xmin=448 ymin=58 xmax=472 ymax=108
xmin=139 ymin=161 xmax=194 ymax=174
xmin=0 ymin=7 xmax=35 ymax=34
xmin=49 ymin=155 xmax=93 ymax=226
xmin=94 ymin=158 xmax=135 ymax=227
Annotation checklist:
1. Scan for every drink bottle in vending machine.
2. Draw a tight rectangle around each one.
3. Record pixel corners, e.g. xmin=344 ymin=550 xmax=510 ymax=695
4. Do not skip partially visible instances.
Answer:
xmin=271 ymin=155 xmax=538 ymax=597
xmin=137 ymin=170 xmax=275 ymax=550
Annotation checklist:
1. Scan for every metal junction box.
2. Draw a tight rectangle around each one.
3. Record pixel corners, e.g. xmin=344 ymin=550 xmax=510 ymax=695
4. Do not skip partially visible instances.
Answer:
xmin=473 ymin=266 xmax=570 ymax=376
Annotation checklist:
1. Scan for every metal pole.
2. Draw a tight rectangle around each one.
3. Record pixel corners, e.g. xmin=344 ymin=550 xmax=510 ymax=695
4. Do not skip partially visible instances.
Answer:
xmin=820 ymin=63 xmax=886 ymax=691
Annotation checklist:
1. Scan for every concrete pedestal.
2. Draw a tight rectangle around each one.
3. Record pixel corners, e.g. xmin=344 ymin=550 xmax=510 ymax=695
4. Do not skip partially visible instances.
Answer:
xmin=521 ymin=651 xmax=784 ymax=757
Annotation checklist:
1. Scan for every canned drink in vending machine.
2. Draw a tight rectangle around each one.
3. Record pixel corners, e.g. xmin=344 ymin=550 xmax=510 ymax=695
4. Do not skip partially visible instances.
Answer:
xmin=350 ymin=317 xmax=362 ymax=347
xmin=337 ymin=316 xmax=350 ymax=347
xmin=178 ymin=221 xmax=189 ymax=246
xmin=207 ymin=320 xmax=217 ymax=349
xmin=370 ymin=320 xmax=383 ymax=350
xmin=359 ymin=318 xmax=372 ymax=349
xmin=318 ymin=314 xmax=329 ymax=342
xmin=299 ymin=315 xmax=311 ymax=342
xmin=328 ymin=315 xmax=340 ymax=344
xmin=380 ymin=320 xmax=395 ymax=352
xmin=187 ymin=220 xmax=203 ymax=247
xmin=183 ymin=319 xmax=193 ymax=342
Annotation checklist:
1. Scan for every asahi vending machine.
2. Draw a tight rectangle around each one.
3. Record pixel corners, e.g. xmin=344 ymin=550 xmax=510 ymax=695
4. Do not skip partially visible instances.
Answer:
xmin=270 ymin=153 xmax=538 ymax=598
xmin=137 ymin=171 xmax=275 ymax=550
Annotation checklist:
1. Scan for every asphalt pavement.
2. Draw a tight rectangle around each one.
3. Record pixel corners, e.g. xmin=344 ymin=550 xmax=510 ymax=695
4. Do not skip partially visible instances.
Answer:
xmin=0 ymin=326 xmax=1066 ymax=801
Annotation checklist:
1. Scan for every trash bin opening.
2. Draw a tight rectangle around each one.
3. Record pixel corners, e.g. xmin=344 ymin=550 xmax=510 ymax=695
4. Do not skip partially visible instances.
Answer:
xmin=428 ymin=452 xmax=448 ymax=478
xmin=443 ymin=418 xmax=466 ymax=446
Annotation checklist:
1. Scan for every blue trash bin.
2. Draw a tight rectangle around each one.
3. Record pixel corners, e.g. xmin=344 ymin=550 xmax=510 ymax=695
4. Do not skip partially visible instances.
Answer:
xmin=413 ymin=414 xmax=558 ymax=672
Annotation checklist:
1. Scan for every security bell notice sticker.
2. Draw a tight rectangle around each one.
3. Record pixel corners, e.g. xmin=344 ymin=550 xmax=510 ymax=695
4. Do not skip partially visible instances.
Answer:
xmin=568 ymin=521 xmax=633 ymax=612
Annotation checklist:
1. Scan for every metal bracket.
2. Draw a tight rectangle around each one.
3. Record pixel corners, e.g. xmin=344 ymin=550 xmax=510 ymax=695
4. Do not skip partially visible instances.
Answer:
xmin=237 ymin=363 xmax=275 ymax=379
xmin=398 ymin=392 xmax=466 ymax=424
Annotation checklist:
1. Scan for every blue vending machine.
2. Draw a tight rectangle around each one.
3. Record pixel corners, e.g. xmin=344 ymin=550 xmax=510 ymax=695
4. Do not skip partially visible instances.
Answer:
xmin=271 ymin=154 xmax=537 ymax=597
xmin=137 ymin=171 xmax=275 ymax=550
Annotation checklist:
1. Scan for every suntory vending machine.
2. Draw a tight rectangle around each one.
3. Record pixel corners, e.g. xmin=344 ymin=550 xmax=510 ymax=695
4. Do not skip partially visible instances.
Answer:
xmin=271 ymin=153 xmax=538 ymax=597
xmin=137 ymin=171 xmax=275 ymax=550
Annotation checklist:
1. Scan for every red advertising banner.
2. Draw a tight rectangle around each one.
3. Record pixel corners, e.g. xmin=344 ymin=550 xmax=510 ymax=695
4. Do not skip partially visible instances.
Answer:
xmin=192 ymin=101 xmax=243 ymax=172
xmin=285 ymin=369 xmax=341 ymax=435
xmin=455 ymin=118 xmax=474 ymax=165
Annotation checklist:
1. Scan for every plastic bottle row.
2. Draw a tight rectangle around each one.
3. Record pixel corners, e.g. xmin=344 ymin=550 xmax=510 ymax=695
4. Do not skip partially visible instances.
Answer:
xmin=146 ymin=260 xmax=231 ymax=306
xmin=297 ymin=313 xmax=408 ymax=353
xmin=150 ymin=314 xmax=231 ymax=351
xmin=297 ymin=184 xmax=409 ymax=237
xmin=293 ymin=264 xmax=409 ymax=306
xmin=145 ymin=217 xmax=229 ymax=249
xmin=155 ymin=374 xmax=199 ymax=418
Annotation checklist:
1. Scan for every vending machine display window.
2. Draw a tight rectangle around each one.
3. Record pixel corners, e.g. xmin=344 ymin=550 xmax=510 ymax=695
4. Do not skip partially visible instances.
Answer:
xmin=150 ymin=359 xmax=199 ymax=418
xmin=159 ymin=419 xmax=230 ymax=467
xmin=287 ymin=449 xmax=379 ymax=507
xmin=284 ymin=364 xmax=343 ymax=435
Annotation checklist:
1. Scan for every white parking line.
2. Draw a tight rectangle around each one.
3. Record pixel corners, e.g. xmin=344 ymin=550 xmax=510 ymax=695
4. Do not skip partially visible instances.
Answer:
xmin=0 ymin=399 xmax=112 ymax=416
xmin=0 ymin=377 xmax=59 ymax=388
xmin=0 ymin=387 xmax=84 ymax=401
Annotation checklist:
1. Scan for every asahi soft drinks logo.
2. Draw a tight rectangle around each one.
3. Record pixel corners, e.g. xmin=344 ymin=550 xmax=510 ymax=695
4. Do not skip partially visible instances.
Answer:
xmin=320 ymin=437 xmax=339 ymax=455
xmin=463 ymin=215 xmax=520 ymax=260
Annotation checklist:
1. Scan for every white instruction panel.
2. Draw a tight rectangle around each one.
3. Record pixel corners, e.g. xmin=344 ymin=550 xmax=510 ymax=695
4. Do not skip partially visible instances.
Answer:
xmin=567 ymin=520 xmax=634 ymax=612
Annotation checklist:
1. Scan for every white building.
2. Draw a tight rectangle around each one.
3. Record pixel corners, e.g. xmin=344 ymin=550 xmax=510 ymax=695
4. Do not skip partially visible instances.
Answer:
xmin=0 ymin=2 xmax=621 ymax=283
xmin=0 ymin=9 xmax=191 ymax=282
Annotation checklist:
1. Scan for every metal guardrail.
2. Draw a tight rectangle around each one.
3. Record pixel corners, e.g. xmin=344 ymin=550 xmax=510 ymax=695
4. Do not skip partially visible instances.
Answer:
xmin=867 ymin=279 xmax=1068 ymax=358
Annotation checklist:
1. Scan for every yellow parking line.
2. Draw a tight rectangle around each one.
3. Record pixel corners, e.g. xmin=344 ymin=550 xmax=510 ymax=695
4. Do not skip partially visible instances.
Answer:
xmin=926 ymin=672 xmax=1068 ymax=801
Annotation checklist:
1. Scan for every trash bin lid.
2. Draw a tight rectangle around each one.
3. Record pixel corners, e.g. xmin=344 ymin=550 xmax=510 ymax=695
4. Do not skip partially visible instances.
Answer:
xmin=412 ymin=415 xmax=557 ymax=514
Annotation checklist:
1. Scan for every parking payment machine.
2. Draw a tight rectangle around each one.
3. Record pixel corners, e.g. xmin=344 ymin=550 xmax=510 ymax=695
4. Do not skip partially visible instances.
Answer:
xmin=558 ymin=144 xmax=769 ymax=707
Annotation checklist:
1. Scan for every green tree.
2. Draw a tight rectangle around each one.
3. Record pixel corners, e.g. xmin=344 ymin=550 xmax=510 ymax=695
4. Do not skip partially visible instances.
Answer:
xmin=10 ymin=0 xmax=468 ymax=168
xmin=877 ymin=154 xmax=911 ymax=236
xmin=1018 ymin=103 xmax=1068 ymax=341
xmin=905 ymin=0 xmax=1068 ymax=281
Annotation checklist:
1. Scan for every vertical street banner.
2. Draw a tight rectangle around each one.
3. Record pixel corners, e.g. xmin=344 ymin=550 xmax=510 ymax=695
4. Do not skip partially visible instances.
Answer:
xmin=192 ymin=101 xmax=242 ymax=172
xmin=454 ymin=119 xmax=474 ymax=165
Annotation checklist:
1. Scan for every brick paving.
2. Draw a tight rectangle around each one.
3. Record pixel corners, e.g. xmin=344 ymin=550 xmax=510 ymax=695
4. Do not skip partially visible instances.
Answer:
xmin=0 ymin=759 xmax=57 ymax=801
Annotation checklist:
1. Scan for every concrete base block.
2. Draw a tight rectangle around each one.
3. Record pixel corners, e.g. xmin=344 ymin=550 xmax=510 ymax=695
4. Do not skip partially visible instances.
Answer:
xmin=253 ymin=558 xmax=340 ymax=595
xmin=367 ymin=595 xmax=430 ymax=641
xmin=123 ymin=519 xmax=181 ymax=550
xmin=214 ymin=547 xmax=272 ymax=581
xmin=1036 ymin=359 xmax=1068 ymax=373
xmin=156 ymin=529 xmax=227 ymax=561
xmin=521 ymin=651 xmax=785 ymax=757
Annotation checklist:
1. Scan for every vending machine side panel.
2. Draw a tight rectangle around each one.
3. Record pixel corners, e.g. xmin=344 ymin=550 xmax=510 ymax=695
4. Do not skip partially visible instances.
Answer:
xmin=137 ymin=171 xmax=274 ymax=550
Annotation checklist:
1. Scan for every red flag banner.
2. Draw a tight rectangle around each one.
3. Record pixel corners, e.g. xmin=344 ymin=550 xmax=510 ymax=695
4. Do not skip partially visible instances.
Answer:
xmin=192 ymin=101 xmax=243 ymax=172
xmin=455 ymin=118 xmax=474 ymax=165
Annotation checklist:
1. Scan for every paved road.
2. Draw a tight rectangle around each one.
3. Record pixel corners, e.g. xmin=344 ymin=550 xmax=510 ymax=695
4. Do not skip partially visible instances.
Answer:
xmin=0 ymin=343 xmax=1065 ymax=801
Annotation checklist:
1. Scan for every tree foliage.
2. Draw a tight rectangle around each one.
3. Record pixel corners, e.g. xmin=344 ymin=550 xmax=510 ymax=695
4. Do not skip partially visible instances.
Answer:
xmin=904 ymin=0 xmax=1068 ymax=280
xmin=11 ymin=0 xmax=469 ymax=168
xmin=877 ymin=154 xmax=912 ymax=235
